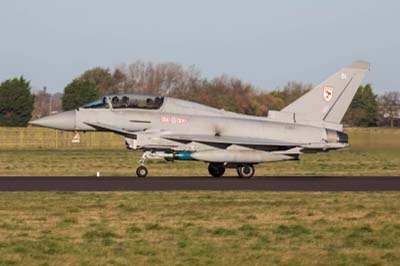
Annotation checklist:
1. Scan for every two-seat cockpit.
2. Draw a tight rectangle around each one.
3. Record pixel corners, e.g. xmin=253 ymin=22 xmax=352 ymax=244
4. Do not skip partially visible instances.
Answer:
xmin=81 ymin=94 xmax=165 ymax=110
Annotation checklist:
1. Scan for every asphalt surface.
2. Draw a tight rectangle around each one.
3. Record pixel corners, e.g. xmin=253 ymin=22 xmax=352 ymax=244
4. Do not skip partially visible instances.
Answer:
xmin=0 ymin=176 xmax=400 ymax=191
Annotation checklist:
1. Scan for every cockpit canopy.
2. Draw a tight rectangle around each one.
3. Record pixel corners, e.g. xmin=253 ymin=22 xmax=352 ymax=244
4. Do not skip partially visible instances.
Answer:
xmin=81 ymin=94 xmax=165 ymax=110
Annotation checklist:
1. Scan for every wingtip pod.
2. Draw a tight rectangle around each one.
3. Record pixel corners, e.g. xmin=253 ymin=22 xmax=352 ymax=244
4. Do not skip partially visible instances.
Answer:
xmin=347 ymin=60 xmax=370 ymax=70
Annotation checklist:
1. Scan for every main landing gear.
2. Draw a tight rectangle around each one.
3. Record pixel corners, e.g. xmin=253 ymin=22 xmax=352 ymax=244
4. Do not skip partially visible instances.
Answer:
xmin=207 ymin=163 xmax=255 ymax=178
xmin=208 ymin=163 xmax=225 ymax=177
xmin=236 ymin=164 xmax=255 ymax=179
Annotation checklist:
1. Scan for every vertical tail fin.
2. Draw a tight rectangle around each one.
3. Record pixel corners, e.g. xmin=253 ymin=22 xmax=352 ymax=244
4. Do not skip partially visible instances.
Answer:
xmin=282 ymin=61 xmax=370 ymax=124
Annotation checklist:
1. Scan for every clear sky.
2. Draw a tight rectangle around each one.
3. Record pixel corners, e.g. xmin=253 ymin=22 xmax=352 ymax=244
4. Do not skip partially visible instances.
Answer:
xmin=0 ymin=0 xmax=399 ymax=93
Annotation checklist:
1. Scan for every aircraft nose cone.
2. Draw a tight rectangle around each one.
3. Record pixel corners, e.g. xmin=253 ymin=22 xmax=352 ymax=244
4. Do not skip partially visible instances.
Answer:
xmin=29 ymin=110 xmax=76 ymax=130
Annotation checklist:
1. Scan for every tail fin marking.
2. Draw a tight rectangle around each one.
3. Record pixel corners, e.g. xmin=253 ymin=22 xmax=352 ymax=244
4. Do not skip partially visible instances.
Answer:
xmin=281 ymin=61 xmax=370 ymax=124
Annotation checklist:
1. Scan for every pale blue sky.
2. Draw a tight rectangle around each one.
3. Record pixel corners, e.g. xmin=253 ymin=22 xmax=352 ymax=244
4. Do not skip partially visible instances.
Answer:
xmin=0 ymin=0 xmax=399 ymax=93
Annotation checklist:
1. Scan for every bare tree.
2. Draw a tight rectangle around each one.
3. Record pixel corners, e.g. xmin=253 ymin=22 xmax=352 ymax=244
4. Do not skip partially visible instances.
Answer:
xmin=271 ymin=81 xmax=312 ymax=107
xmin=115 ymin=61 xmax=200 ymax=96
xmin=33 ymin=87 xmax=63 ymax=119
xmin=33 ymin=87 xmax=51 ymax=119
xmin=50 ymin=93 xmax=63 ymax=114
xmin=378 ymin=91 xmax=400 ymax=127
xmin=66 ymin=61 xmax=314 ymax=118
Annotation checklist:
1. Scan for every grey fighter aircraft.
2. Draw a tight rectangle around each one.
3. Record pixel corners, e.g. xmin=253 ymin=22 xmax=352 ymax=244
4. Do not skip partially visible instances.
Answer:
xmin=30 ymin=61 xmax=369 ymax=178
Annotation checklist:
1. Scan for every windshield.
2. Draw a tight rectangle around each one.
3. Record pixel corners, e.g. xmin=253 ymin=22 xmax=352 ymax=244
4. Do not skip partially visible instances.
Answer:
xmin=81 ymin=97 xmax=109 ymax=109
xmin=81 ymin=94 xmax=164 ymax=110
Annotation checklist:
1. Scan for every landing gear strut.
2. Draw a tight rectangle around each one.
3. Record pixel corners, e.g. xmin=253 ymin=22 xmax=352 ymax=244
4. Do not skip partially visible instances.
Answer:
xmin=208 ymin=163 xmax=225 ymax=177
xmin=136 ymin=151 xmax=151 ymax=178
xmin=237 ymin=164 xmax=255 ymax=178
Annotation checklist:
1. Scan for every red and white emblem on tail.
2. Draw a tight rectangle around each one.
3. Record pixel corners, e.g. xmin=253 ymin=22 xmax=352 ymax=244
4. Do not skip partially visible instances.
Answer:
xmin=323 ymin=86 xmax=334 ymax=102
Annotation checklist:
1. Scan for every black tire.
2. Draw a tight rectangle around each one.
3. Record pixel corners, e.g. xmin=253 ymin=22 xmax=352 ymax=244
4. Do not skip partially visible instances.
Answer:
xmin=237 ymin=164 xmax=255 ymax=179
xmin=208 ymin=163 xmax=225 ymax=177
xmin=136 ymin=166 xmax=148 ymax=178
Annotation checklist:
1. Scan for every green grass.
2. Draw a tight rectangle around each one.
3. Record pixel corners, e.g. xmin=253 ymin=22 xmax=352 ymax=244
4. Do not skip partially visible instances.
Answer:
xmin=0 ymin=128 xmax=399 ymax=176
xmin=0 ymin=192 xmax=400 ymax=266
xmin=0 ymin=128 xmax=399 ymax=265
xmin=0 ymin=149 xmax=399 ymax=176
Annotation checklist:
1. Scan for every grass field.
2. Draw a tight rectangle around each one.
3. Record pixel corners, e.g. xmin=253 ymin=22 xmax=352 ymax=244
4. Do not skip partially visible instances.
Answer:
xmin=0 ymin=127 xmax=399 ymax=176
xmin=0 ymin=128 xmax=399 ymax=266
xmin=0 ymin=192 xmax=400 ymax=266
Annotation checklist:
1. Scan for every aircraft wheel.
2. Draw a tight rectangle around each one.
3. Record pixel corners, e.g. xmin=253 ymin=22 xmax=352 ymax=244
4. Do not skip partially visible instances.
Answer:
xmin=237 ymin=164 xmax=255 ymax=179
xmin=208 ymin=163 xmax=225 ymax=177
xmin=136 ymin=166 xmax=148 ymax=178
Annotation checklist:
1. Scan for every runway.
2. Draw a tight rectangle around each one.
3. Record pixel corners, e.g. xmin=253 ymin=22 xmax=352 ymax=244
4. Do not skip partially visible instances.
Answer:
xmin=0 ymin=176 xmax=400 ymax=191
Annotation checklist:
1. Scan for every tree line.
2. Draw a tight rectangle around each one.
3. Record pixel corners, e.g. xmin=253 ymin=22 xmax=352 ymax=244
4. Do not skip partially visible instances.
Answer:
xmin=0 ymin=61 xmax=399 ymax=127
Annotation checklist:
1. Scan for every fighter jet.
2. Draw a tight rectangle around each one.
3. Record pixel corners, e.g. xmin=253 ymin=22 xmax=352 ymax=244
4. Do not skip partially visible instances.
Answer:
xmin=30 ymin=61 xmax=369 ymax=178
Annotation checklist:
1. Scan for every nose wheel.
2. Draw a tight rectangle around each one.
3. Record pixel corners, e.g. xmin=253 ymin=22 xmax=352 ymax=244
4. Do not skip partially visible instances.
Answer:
xmin=136 ymin=165 xmax=148 ymax=178
xmin=237 ymin=164 xmax=255 ymax=178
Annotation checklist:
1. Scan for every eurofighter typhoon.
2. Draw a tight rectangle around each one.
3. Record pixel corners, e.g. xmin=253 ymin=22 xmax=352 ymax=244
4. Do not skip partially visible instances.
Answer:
xmin=30 ymin=61 xmax=369 ymax=178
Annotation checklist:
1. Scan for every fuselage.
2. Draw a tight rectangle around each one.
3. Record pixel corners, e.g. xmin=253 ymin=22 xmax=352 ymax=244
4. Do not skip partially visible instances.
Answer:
xmin=30 ymin=95 xmax=346 ymax=153
xmin=76 ymin=108 xmax=327 ymax=144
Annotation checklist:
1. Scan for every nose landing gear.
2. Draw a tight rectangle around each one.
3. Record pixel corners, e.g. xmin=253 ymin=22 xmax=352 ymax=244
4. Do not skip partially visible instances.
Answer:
xmin=136 ymin=151 xmax=151 ymax=178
